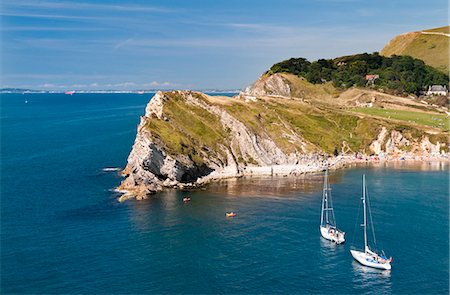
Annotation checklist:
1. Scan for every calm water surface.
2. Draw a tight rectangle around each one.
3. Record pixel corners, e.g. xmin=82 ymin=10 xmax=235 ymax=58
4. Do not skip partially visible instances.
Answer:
xmin=1 ymin=93 xmax=448 ymax=294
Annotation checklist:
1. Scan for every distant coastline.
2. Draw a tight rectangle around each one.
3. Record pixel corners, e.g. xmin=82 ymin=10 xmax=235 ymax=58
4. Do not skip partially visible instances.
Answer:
xmin=0 ymin=88 xmax=241 ymax=94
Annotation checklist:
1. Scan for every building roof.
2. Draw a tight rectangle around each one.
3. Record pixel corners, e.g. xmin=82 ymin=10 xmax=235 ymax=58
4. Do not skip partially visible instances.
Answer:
xmin=365 ymin=74 xmax=379 ymax=80
xmin=429 ymin=85 xmax=447 ymax=91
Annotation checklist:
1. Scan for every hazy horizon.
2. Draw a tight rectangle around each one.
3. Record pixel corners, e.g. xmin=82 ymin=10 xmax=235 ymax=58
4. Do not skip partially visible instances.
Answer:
xmin=1 ymin=0 xmax=448 ymax=91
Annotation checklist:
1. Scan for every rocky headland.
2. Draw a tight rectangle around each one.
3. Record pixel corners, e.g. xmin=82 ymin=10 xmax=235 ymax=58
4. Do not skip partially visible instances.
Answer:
xmin=117 ymin=74 xmax=448 ymax=201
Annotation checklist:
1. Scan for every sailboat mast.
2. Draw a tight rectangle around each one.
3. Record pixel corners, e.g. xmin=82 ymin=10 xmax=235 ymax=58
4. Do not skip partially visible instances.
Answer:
xmin=363 ymin=174 xmax=368 ymax=251
xmin=320 ymin=170 xmax=326 ymax=226
xmin=325 ymin=170 xmax=329 ymax=224
xmin=320 ymin=186 xmax=325 ymax=227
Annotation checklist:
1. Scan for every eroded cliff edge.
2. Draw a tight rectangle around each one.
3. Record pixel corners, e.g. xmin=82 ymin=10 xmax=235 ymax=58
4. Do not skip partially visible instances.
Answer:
xmin=118 ymin=84 xmax=448 ymax=201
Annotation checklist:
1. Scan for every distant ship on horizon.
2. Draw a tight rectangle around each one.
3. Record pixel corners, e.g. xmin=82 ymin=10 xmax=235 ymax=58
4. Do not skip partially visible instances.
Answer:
xmin=65 ymin=91 xmax=75 ymax=95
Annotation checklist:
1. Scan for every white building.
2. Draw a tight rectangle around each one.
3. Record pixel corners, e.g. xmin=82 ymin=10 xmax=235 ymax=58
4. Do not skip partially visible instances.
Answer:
xmin=426 ymin=85 xmax=448 ymax=96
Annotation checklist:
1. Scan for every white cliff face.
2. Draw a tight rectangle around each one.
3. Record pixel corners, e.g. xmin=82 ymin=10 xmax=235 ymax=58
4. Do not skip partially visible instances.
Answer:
xmin=119 ymin=127 xmax=166 ymax=199
xmin=370 ymin=127 xmax=388 ymax=154
xmin=419 ymin=137 xmax=441 ymax=154
xmin=243 ymin=73 xmax=291 ymax=97
xmin=369 ymin=127 xmax=442 ymax=156
xmin=119 ymin=92 xmax=193 ymax=200
xmin=385 ymin=130 xmax=410 ymax=154
xmin=184 ymin=92 xmax=292 ymax=166
xmin=145 ymin=91 xmax=165 ymax=119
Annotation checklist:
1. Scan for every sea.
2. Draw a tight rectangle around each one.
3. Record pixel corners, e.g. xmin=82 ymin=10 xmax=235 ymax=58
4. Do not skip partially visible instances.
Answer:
xmin=1 ymin=93 xmax=448 ymax=294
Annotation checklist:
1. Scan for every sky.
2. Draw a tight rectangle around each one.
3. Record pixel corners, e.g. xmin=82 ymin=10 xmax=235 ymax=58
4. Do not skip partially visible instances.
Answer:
xmin=1 ymin=0 xmax=448 ymax=90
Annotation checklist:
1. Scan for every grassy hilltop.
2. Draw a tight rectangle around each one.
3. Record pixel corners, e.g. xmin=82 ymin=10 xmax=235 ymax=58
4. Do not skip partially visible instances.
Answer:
xmin=381 ymin=26 xmax=449 ymax=73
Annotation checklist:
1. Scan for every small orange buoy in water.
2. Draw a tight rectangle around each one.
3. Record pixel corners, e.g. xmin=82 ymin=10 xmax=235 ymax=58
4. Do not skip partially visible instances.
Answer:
xmin=226 ymin=212 xmax=237 ymax=217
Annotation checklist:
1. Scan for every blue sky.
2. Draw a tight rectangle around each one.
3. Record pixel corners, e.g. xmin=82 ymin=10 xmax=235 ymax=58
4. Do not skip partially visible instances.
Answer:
xmin=1 ymin=0 xmax=448 ymax=90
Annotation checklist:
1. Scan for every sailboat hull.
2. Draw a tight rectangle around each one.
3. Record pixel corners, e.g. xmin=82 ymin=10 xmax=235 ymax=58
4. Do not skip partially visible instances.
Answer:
xmin=350 ymin=250 xmax=391 ymax=270
xmin=320 ymin=226 xmax=345 ymax=244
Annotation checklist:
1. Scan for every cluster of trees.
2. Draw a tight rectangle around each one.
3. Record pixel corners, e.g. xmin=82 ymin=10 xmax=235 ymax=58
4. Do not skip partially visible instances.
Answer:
xmin=268 ymin=52 xmax=449 ymax=95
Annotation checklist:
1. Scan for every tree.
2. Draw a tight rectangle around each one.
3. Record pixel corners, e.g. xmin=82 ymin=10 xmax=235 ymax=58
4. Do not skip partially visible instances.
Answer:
xmin=266 ymin=52 xmax=449 ymax=95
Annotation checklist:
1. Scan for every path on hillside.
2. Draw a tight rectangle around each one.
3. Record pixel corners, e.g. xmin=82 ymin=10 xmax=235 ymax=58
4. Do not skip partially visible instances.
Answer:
xmin=421 ymin=31 xmax=450 ymax=37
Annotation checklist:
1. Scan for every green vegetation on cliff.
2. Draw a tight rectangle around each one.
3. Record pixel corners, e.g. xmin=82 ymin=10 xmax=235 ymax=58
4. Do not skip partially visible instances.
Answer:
xmin=144 ymin=91 xmax=447 ymax=158
xmin=267 ymin=53 xmax=448 ymax=95
xmin=145 ymin=92 xmax=229 ymax=166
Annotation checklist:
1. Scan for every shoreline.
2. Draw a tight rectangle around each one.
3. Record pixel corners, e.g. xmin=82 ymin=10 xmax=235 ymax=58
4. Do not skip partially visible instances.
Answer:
xmin=195 ymin=154 xmax=449 ymax=183
xmin=116 ymin=153 xmax=449 ymax=202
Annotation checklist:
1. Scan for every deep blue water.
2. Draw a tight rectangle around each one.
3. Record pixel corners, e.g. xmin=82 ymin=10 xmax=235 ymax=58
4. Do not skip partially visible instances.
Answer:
xmin=1 ymin=93 xmax=448 ymax=294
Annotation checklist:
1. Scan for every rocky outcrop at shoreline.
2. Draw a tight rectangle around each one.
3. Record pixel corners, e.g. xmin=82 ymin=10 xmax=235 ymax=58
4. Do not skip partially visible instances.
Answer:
xmin=117 ymin=89 xmax=448 ymax=201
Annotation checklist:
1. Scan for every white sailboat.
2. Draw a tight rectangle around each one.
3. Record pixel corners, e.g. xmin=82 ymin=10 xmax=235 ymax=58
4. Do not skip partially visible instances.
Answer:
xmin=350 ymin=174 xmax=392 ymax=270
xmin=320 ymin=169 xmax=345 ymax=244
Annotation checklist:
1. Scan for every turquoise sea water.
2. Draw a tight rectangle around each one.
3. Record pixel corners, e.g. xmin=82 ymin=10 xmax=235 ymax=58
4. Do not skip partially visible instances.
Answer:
xmin=1 ymin=93 xmax=448 ymax=294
